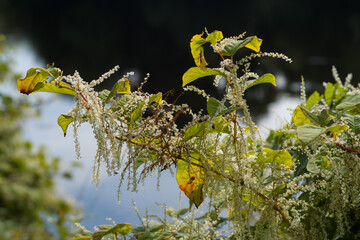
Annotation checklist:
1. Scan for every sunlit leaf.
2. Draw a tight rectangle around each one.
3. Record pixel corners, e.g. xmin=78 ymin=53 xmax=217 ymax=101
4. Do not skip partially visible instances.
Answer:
xmin=244 ymin=36 xmax=263 ymax=52
xmin=176 ymin=156 xmax=204 ymax=208
xmin=245 ymin=73 xmax=276 ymax=90
xmin=326 ymin=124 xmax=348 ymax=135
xmin=297 ymin=124 xmax=326 ymax=144
xmin=256 ymin=148 xmax=293 ymax=167
xmin=182 ymin=67 xmax=223 ymax=87
xmin=324 ymin=82 xmax=335 ymax=106
xmin=33 ymin=80 xmax=75 ymax=96
xmin=17 ymin=68 xmax=51 ymax=95
xmin=17 ymin=67 xmax=75 ymax=95
xmin=105 ymin=78 xmax=131 ymax=103
xmin=93 ymin=223 xmax=132 ymax=240
xmin=190 ymin=33 xmax=207 ymax=69
xmin=293 ymin=105 xmax=312 ymax=126
xmin=220 ymin=36 xmax=262 ymax=56
xmin=148 ymin=92 xmax=162 ymax=105
xmin=205 ymin=30 xmax=223 ymax=45
xmin=306 ymin=91 xmax=321 ymax=109
xmin=212 ymin=116 xmax=231 ymax=134
xmin=130 ymin=101 xmax=145 ymax=123
xmin=300 ymin=106 xmax=332 ymax=126
xmin=57 ymin=114 xmax=74 ymax=137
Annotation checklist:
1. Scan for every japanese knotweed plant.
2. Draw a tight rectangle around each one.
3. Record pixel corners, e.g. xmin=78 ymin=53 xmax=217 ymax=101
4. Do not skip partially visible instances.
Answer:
xmin=17 ymin=30 xmax=360 ymax=239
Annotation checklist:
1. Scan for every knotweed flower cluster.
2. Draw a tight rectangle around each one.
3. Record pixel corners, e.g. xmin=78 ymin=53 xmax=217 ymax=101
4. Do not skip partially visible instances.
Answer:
xmin=17 ymin=30 xmax=360 ymax=239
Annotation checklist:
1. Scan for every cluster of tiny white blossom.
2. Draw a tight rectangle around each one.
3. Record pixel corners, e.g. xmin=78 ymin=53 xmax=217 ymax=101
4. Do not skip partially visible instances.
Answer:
xmin=59 ymin=39 xmax=359 ymax=238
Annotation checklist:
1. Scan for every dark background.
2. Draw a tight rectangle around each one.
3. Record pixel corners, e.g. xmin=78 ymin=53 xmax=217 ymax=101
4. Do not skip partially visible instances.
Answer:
xmin=1 ymin=0 xmax=359 ymax=118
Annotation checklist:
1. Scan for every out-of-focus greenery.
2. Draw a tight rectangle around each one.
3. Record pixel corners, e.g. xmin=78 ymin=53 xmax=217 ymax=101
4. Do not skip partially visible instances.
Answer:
xmin=0 ymin=34 xmax=79 ymax=239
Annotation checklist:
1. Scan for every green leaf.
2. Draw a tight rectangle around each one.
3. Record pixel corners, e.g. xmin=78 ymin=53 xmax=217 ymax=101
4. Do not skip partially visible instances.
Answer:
xmin=130 ymin=101 xmax=145 ymax=123
xmin=335 ymin=94 xmax=360 ymax=110
xmin=205 ymin=30 xmax=223 ymax=45
xmin=148 ymin=224 xmax=164 ymax=233
xmin=220 ymin=36 xmax=262 ymax=56
xmin=182 ymin=67 xmax=223 ymax=87
xmin=98 ymin=89 xmax=110 ymax=103
xmin=343 ymin=114 xmax=360 ymax=134
xmin=293 ymin=105 xmax=312 ymax=126
xmin=211 ymin=116 xmax=231 ymax=134
xmin=256 ymin=148 xmax=293 ymax=167
xmin=245 ymin=73 xmax=276 ymax=90
xmin=207 ymin=97 xmax=243 ymax=117
xmin=176 ymin=156 xmax=204 ymax=208
xmin=93 ymin=223 xmax=132 ymax=240
xmin=167 ymin=208 xmax=189 ymax=217
xmin=71 ymin=232 xmax=92 ymax=240
xmin=136 ymin=232 xmax=177 ymax=240
xmin=306 ymin=157 xmax=320 ymax=174
xmin=297 ymin=124 xmax=326 ymax=144
xmin=135 ymin=150 xmax=157 ymax=169
xmin=306 ymin=91 xmax=321 ymax=109
xmin=324 ymin=82 xmax=335 ymax=106
xmin=57 ymin=114 xmax=74 ymax=137
xmin=207 ymin=97 xmax=226 ymax=117
xmin=105 ymin=78 xmax=131 ymax=103
xmin=183 ymin=121 xmax=210 ymax=140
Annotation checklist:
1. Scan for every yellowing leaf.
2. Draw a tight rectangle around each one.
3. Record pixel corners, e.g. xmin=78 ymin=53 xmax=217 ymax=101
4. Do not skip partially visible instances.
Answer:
xmin=17 ymin=68 xmax=50 ymax=95
xmin=105 ymin=78 xmax=131 ymax=103
xmin=244 ymin=36 xmax=262 ymax=52
xmin=130 ymin=101 xmax=145 ymax=123
xmin=190 ymin=33 xmax=207 ymax=69
xmin=205 ymin=30 xmax=223 ymax=45
xmin=176 ymin=156 xmax=204 ymax=208
xmin=326 ymin=124 xmax=348 ymax=135
xmin=149 ymin=92 xmax=162 ymax=105
xmin=93 ymin=223 xmax=132 ymax=240
xmin=17 ymin=67 xmax=75 ymax=96
xmin=293 ymin=105 xmax=312 ymax=126
xmin=33 ymin=80 xmax=75 ymax=96
xmin=182 ymin=67 xmax=223 ymax=87
xmin=58 ymin=114 xmax=74 ymax=137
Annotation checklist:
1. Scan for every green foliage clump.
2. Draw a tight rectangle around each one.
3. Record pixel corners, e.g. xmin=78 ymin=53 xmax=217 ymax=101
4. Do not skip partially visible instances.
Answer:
xmin=0 ymin=36 xmax=78 ymax=239
xmin=17 ymin=30 xmax=360 ymax=239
